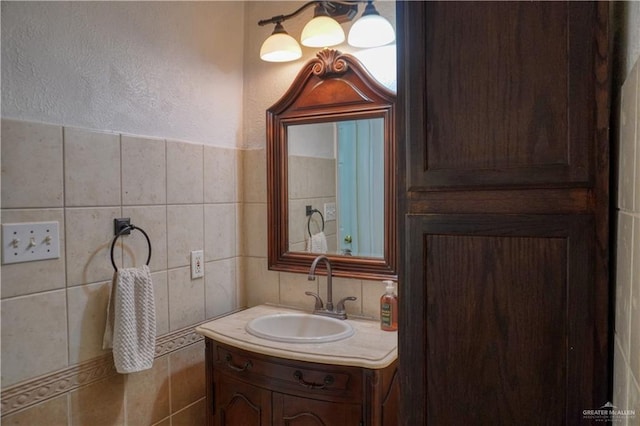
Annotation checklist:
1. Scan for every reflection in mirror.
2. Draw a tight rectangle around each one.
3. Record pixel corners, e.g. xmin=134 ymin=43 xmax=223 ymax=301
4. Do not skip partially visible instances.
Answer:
xmin=287 ymin=119 xmax=384 ymax=258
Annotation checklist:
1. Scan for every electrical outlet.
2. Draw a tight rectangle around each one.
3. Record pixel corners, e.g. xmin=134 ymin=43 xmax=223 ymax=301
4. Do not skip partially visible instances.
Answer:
xmin=191 ymin=250 xmax=204 ymax=279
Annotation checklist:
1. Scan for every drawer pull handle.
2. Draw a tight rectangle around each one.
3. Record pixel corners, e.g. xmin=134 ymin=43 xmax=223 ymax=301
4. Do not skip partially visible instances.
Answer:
xmin=225 ymin=354 xmax=252 ymax=372
xmin=293 ymin=370 xmax=334 ymax=389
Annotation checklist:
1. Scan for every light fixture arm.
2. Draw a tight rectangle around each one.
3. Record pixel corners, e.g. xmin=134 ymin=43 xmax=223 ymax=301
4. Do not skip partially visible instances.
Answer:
xmin=361 ymin=1 xmax=379 ymax=17
xmin=258 ymin=2 xmax=319 ymax=26
xmin=258 ymin=1 xmax=361 ymax=27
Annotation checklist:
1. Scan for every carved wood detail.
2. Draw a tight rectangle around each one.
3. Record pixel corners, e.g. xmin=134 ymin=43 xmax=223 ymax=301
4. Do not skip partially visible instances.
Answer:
xmin=311 ymin=49 xmax=349 ymax=77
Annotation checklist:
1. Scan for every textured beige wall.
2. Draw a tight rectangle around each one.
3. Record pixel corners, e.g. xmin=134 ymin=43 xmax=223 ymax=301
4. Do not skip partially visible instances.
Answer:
xmin=1 ymin=1 xmax=244 ymax=147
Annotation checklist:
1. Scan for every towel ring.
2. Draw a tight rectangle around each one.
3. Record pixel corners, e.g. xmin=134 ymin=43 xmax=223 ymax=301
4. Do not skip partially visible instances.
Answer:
xmin=110 ymin=225 xmax=152 ymax=271
xmin=307 ymin=209 xmax=325 ymax=237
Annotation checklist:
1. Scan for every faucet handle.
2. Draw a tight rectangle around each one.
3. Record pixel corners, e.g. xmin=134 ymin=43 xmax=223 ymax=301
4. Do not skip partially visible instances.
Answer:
xmin=336 ymin=296 xmax=357 ymax=314
xmin=305 ymin=291 xmax=324 ymax=311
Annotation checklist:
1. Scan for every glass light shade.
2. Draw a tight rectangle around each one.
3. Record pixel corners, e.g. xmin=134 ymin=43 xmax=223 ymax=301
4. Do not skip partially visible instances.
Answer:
xmin=348 ymin=14 xmax=395 ymax=48
xmin=260 ymin=32 xmax=302 ymax=62
xmin=301 ymin=16 xmax=345 ymax=48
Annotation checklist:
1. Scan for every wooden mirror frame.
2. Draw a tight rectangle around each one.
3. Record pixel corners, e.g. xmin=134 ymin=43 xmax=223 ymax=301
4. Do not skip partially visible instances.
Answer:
xmin=266 ymin=49 xmax=397 ymax=280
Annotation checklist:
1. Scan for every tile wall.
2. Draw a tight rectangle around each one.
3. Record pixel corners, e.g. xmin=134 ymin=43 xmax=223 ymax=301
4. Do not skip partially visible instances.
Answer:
xmin=288 ymin=155 xmax=337 ymax=253
xmin=1 ymin=118 xmax=241 ymax=424
xmin=614 ymin=55 xmax=640 ymax=419
xmin=1 ymin=123 xmax=388 ymax=426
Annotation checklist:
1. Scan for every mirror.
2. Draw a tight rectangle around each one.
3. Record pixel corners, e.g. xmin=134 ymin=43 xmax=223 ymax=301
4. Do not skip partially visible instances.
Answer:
xmin=267 ymin=49 xmax=396 ymax=280
xmin=287 ymin=119 xmax=384 ymax=257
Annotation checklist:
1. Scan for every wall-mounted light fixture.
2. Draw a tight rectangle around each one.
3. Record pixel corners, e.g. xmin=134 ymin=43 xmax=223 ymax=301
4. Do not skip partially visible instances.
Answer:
xmin=258 ymin=1 xmax=395 ymax=63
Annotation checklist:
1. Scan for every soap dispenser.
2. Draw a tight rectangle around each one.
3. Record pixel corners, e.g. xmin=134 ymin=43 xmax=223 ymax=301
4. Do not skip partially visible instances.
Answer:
xmin=380 ymin=280 xmax=398 ymax=331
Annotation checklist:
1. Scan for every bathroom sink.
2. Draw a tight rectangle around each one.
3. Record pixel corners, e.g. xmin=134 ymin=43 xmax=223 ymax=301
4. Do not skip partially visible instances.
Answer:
xmin=245 ymin=313 xmax=354 ymax=343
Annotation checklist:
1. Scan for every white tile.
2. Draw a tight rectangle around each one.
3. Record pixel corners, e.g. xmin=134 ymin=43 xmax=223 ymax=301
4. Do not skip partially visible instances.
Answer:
xmin=64 ymin=127 xmax=120 ymax=207
xmin=279 ymin=272 xmax=319 ymax=309
xmin=1 ymin=119 xmax=63 ymax=208
xmin=619 ymin=62 xmax=637 ymax=212
xmin=633 ymin=59 xmax=640 ymax=214
xmin=290 ymin=241 xmax=306 ymax=252
xmin=122 ymin=205 xmax=167 ymax=272
xmin=166 ymin=141 xmax=203 ymax=204
xmin=122 ymin=136 xmax=166 ymax=205
xmin=288 ymin=199 xmax=310 ymax=250
xmin=67 ymin=281 xmax=112 ymax=364
xmin=169 ymin=341 xmax=205 ymax=412
xmin=1 ymin=394 xmax=68 ymax=425
xmin=613 ymin=336 xmax=629 ymax=410
xmin=324 ymin=277 xmax=362 ymax=316
xmin=1 ymin=209 xmax=66 ymax=298
xmin=152 ymin=271 xmax=169 ymax=337
xmin=205 ymin=258 xmax=237 ymax=318
xmin=125 ymin=355 xmax=169 ymax=425
xmin=204 ymin=204 xmax=236 ymax=261
xmin=1 ymin=290 xmax=68 ymax=386
xmin=242 ymin=149 xmax=266 ymax=203
xmin=617 ymin=212 xmax=634 ymax=359
xmin=166 ymin=205 xmax=204 ymax=269
xmin=237 ymin=149 xmax=245 ymax=203
xmin=65 ymin=207 xmax=122 ymax=286
xmin=235 ymin=203 xmax=244 ymax=257
xmin=288 ymin=156 xmax=335 ymax=200
xmin=362 ymin=280 xmax=385 ymax=320
xmin=628 ymin=374 xmax=640 ymax=415
xmin=204 ymin=146 xmax=238 ymax=203
xmin=631 ymin=215 xmax=640 ymax=382
xmin=235 ymin=256 xmax=246 ymax=307
xmin=168 ymin=267 xmax=205 ymax=331
xmin=242 ymin=203 xmax=267 ymax=257
xmin=244 ymin=257 xmax=279 ymax=307
xmin=69 ymin=374 xmax=125 ymax=425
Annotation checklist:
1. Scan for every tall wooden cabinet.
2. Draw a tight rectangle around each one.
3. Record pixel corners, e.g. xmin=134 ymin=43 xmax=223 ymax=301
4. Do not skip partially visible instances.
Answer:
xmin=396 ymin=2 xmax=610 ymax=424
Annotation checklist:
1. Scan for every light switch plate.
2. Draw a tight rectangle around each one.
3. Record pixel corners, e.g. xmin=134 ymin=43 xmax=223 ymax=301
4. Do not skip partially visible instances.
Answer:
xmin=2 ymin=222 xmax=60 ymax=264
xmin=324 ymin=202 xmax=336 ymax=221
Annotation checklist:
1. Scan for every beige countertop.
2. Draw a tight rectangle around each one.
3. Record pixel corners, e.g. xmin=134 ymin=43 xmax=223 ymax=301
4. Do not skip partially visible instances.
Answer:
xmin=195 ymin=304 xmax=398 ymax=369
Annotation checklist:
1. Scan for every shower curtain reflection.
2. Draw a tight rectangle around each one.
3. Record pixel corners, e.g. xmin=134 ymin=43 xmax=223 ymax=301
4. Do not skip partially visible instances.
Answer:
xmin=337 ymin=119 xmax=384 ymax=257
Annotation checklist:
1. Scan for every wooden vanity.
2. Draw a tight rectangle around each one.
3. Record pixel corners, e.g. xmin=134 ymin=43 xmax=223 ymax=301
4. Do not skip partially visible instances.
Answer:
xmin=196 ymin=305 xmax=399 ymax=426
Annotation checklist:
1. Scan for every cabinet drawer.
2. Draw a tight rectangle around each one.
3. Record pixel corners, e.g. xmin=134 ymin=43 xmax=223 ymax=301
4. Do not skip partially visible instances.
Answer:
xmin=211 ymin=342 xmax=363 ymax=403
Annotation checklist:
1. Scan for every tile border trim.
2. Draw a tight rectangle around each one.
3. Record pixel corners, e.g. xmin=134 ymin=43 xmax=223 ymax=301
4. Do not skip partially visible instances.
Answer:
xmin=1 ymin=318 xmax=216 ymax=418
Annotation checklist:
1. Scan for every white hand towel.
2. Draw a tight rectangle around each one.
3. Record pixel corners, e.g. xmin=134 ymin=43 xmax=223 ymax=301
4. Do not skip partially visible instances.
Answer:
xmin=307 ymin=231 xmax=328 ymax=254
xmin=103 ymin=265 xmax=156 ymax=374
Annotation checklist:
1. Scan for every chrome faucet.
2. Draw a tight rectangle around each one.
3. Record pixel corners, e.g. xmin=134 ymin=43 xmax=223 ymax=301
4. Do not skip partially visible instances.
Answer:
xmin=306 ymin=255 xmax=357 ymax=320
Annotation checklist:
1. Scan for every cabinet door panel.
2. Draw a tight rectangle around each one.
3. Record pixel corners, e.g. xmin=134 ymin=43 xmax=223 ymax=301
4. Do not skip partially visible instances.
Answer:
xmin=403 ymin=214 xmax=594 ymax=424
xmin=405 ymin=1 xmax=597 ymax=189
xmin=380 ymin=369 xmax=399 ymax=426
xmin=215 ymin=373 xmax=271 ymax=426
xmin=273 ymin=393 xmax=361 ymax=426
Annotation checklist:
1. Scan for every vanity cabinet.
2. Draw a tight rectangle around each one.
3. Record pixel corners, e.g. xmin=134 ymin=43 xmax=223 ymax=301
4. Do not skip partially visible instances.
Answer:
xmin=397 ymin=1 xmax=610 ymax=424
xmin=205 ymin=339 xmax=399 ymax=426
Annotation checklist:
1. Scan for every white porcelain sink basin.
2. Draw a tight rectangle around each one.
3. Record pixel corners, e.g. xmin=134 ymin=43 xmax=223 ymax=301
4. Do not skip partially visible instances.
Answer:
xmin=245 ymin=313 xmax=354 ymax=343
